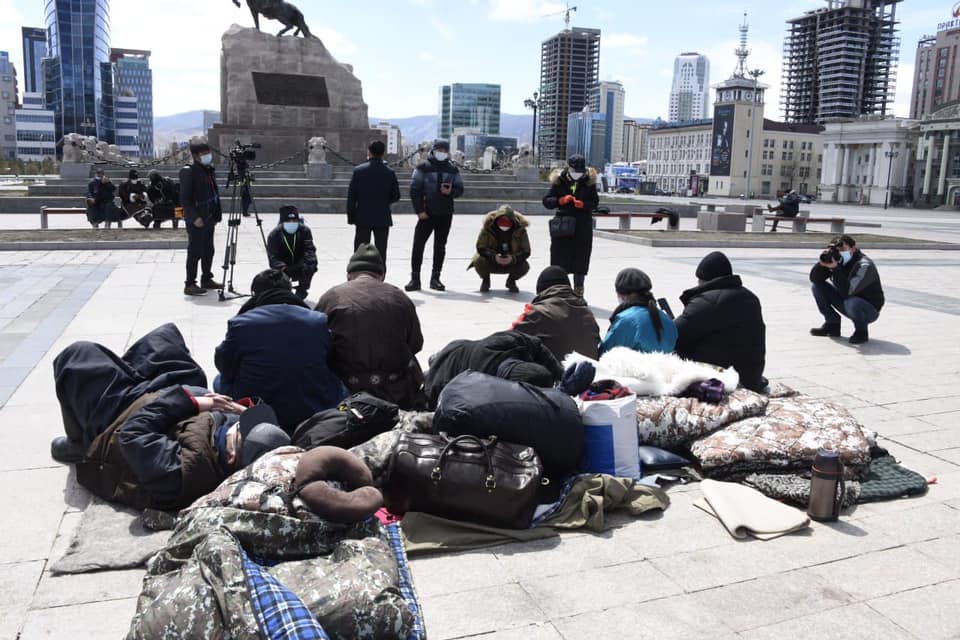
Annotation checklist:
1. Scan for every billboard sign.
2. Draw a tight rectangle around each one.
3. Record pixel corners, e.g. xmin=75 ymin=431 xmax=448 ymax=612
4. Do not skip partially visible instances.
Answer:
xmin=710 ymin=104 xmax=734 ymax=177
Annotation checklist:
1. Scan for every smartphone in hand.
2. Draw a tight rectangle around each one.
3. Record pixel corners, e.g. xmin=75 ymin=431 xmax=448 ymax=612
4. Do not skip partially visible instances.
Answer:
xmin=657 ymin=297 xmax=675 ymax=319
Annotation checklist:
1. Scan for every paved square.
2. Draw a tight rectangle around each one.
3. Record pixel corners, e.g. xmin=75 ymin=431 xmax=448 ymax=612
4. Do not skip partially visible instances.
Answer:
xmin=0 ymin=209 xmax=958 ymax=638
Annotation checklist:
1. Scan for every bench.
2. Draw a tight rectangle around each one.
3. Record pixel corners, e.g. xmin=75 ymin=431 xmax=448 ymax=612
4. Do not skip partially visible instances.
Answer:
xmin=40 ymin=207 xmax=86 ymax=229
xmin=593 ymin=211 xmax=679 ymax=231
xmin=690 ymin=202 xmax=764 ymax=215
xmin=751 ymin=213 xmax=845 ymax=234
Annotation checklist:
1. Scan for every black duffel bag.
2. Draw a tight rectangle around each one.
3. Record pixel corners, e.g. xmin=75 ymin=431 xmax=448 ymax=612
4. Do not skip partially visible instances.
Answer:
xmin=292 ymin=392 xmax=399 ymax=450
xmin=385 ymin=432 xmax=543 ymax=529
xmin=433 ymin=371 xmax=583 ymax=478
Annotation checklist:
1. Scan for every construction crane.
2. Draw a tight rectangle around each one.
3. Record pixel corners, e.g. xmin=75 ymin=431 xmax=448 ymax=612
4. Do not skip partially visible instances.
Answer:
xmin=543 ymin=1 xmax=577 ymax=30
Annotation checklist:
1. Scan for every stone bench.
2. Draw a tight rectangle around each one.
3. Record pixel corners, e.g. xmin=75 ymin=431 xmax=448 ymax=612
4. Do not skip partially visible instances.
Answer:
xmin=40 ymin=207 xmax=86 ymax=229
xmin=697 ymin=210 xmax=747 ymax=232
xmin=593 ymin=211 xmax=679 ymax=231
xmin=752 ymin=213 xmax=845 ymax=234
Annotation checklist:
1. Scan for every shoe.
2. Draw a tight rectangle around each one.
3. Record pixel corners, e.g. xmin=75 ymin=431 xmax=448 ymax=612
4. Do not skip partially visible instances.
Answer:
xmin=404 ymin=277 xmax=421 ymax=292
xmin=810 ymin=323 xmax=841 ymax=337
xmin=574 ymin=286 xmax=585 ymax=298
xmin=767 ymin=204 xmax=774 ymax=212
xmin=849 ymin=330 xmax=869 ymax=345
xmin=184 ymin=283 xmax=207 ymax=296
xmin=201 ymin=279 xmax=223 ymax=290
xmin=50 ymin=436 xmax=84 ymax=464
xmin=480 ymin=276 xmax=491 ymax=293
xmin=430 ymin=275 xmax=446 ymax=291
xmin=295 ymin=288 xmax=308 ymax=300
xmin=506 ymin=278 xmax=519 ymax=293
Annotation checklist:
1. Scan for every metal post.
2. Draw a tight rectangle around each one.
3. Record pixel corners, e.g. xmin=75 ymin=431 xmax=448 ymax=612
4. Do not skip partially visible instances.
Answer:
xmin=745 ymin=69 xmax=764 ymax=201
xmin=884 ymin=149 xmax=899 ymax=210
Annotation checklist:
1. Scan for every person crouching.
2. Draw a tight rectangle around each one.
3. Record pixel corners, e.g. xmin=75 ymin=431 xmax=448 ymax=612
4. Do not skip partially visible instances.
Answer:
xmin=469 ymin=205 xmax=531 ymax=293
xmin=266 ymin=205 xmax=318 ymax=300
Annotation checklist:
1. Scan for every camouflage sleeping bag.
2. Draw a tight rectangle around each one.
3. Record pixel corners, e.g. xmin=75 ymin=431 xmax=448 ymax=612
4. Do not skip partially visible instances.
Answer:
xmin=635 ymin=388 xmax=769 ymax=449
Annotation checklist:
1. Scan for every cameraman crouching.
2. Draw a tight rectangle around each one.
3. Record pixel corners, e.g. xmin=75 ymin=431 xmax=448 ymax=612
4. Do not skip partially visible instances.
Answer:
xmin=809 ymin=235 xmax=884 ymax=345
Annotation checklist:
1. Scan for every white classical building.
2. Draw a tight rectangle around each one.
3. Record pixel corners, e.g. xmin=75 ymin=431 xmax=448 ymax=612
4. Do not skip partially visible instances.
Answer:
xmin=915 ymin=102 xmax=960 ymax=206
xmin=820 ymin=117 xmax=918 ymax=206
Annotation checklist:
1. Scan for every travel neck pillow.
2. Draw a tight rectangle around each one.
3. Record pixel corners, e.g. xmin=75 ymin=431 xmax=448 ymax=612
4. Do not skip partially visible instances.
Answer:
xmin=294 ymin=447 xmax=383 ymax=523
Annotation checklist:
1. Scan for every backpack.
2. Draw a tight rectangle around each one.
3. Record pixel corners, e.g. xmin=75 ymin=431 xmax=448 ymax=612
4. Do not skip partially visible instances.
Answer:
xmin=292 ymin=392 xmax=399 ymax=450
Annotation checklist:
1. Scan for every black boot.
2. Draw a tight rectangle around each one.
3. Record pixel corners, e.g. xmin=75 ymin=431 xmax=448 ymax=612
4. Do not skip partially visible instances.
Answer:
xmin=506 ymin=277 xmax=519 ymax=293
xmin=404 ymin=274 xmax=421 ymax=292
xmin=51 ymin=436 xmax=84 ymax=464
xmin=810 ymin=323 xmax=841 ymax=337
xmin=430 ymin=273 xmax=445 ymax=291
xmin=480 ymin=276 xmax=491 ymax=293
xmin=849 ymin=329 xmax=869 ymax=345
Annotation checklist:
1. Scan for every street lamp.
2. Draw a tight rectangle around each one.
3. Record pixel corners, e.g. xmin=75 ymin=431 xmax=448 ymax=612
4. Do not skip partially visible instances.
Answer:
xmin=524 ymin=91 xmax=545 ymax=168
xmin=884 ymin=149 xmax=900 ymax=210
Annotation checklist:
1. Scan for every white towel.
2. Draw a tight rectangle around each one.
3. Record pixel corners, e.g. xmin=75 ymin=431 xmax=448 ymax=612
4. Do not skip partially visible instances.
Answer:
xmin=694 ymin=479 xmax=811 ymax=540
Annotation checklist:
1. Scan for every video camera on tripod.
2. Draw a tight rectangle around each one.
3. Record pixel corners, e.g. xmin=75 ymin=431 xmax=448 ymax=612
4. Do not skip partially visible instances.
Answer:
xmin=219 ymin=140 xmax=267 ymax=301
xmin=226 ymin=141 xmax=261 ymax=186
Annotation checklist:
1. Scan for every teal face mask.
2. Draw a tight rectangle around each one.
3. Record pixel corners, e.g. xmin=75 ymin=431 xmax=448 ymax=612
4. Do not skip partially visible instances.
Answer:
xmin=283 ymin=222 xmax=300 ymax=234
xmin=840 ymin=250 xmax=852 ymax=264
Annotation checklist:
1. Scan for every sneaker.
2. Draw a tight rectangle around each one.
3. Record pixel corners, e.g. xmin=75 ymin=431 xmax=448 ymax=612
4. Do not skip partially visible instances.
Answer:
xmin=506 ymin=278 xmax=519 ymax=293
xmin=404 ymin=278 xmax=421 ymax=292
xmin=810 ymin=323 xmax=841 ymax=337
xmin=201 ymin=279 xmax=223 ymax=290
xmin=849 ymin=330 xmax=869 ymax=345
xmin=430 ymin=276 xmax=446 ymax=292
xmin=184 ymin=283 xmax=207 ymax=296
xmin=480 ymin=276 xmax=491 ymax=293
xmin=50 ymin=436 xmax=84 ymax=464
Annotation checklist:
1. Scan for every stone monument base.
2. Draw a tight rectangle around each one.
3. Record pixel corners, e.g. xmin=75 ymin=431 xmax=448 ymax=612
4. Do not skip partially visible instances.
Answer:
xmin=514 ymin=167 xmax=540 ymax=182
xmin=60 ymin=163 xmax=92 ymax=180
xmin=305 ymin=163 xmax=334 ymax=180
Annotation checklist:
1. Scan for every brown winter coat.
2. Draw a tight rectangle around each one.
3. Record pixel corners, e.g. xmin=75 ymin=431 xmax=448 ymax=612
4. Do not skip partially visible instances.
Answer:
xmin=468 ymin=205 xmax=532 ymax=270
xmin=512 ymin=284 xmax=602 ymax=360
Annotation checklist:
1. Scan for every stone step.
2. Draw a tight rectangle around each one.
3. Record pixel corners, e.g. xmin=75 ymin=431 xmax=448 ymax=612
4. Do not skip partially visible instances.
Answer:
xmin=27 ymin=183 xmax=553 ymax=199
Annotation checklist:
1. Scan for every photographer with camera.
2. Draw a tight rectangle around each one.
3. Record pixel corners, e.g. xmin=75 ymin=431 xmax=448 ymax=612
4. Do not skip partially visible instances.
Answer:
xmin=468 ymin=205 xmax=531 ymax=293
xmin=179 ymin=139 xmax=223 ymax=296
xmin=266 ymin=205 xmax=318 ymax=299
xmin=810 ymin=235 xmax=884 ymax=345
xmin=146 ymin=170 xmax=180 ymax=229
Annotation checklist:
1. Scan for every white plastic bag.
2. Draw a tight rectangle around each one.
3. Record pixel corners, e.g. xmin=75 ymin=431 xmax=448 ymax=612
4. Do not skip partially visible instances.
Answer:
xmin=578 ymin=394 xmax=641 ymax=480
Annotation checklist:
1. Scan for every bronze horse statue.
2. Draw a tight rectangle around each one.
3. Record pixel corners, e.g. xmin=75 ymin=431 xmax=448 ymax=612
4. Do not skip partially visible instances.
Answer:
xmin=232 ymin=0 xmax=316 ymax=38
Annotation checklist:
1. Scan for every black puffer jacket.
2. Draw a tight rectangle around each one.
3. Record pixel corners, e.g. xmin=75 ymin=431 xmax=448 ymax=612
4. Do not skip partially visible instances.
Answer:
xmin=674 ymin=275 xmax=767 ymax=392
xmin=543 ymin=168 xmax=600 ymax=275
xmin=410 ymin=155 xmax=465 ymax=216
xmin=178 ymin=162 xmax=222 ymax=225
xmin=809 ymin=250 xmax=884 ymax=312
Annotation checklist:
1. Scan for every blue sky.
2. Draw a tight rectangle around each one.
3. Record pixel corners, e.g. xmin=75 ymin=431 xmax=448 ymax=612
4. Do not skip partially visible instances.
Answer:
xmin=0 ymin=0 xmax=947 ymax=119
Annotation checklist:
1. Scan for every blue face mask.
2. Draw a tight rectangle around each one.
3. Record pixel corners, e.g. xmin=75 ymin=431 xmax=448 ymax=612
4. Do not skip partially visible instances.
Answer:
xmin=840 ymin=250 xmax=852 ymax=264
xmin=283 ymin=222 xmax=300 ymax=234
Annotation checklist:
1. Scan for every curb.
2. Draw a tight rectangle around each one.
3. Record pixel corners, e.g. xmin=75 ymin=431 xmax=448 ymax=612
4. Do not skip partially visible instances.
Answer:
xmin=593 ymin=230 xmax=960 ymax=251
xmin=0 ymin=240 xmax=187 ymax=251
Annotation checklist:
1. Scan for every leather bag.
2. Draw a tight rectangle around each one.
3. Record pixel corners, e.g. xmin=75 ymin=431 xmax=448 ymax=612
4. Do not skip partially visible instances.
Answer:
xmin=548 ymin=214 xmax=577 ymax=239
xmin=385 ymin=432 xmax=543 ymax=529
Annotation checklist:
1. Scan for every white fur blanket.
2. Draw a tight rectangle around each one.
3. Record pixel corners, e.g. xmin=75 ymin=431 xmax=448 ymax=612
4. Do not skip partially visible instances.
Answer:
xmin=564 ymin=349 xmax=739 ymax=397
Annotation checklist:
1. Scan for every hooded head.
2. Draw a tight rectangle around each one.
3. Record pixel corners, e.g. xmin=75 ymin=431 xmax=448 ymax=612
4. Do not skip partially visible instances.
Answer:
xmin=695 ymin=251 xmax=733 ymax=283
xmin=431 ymin=139 xmax=450 ymax=162
xmin=496 ymin=358 xmax=554 ymax=388
xmin=494 ymin=214 xmax=514 ymax=231
xmin=346 ymin=243 xmax=385 ymax=279
xmin=536 ymin=266 xmax=570 ymax=294
xmin=250 ymin=268 xmax=293 ymax=295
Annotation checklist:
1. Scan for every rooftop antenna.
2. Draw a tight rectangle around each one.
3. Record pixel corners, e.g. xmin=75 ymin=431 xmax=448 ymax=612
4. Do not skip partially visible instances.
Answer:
xmin=734 ymin=11 xmax=750 ymax=78
xmin=543 ymin=1 xmax=578 ymax=29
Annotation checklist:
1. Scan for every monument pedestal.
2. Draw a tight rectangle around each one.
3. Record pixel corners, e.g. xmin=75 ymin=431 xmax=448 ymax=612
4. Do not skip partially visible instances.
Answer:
xmin=514 ymin=167 xmax=539 ymax=182
xmin=306 ymin=163 xmax=334 ymax=180
xmin=60 ymin=163 xmax=92 ymax=180
xmin=210 ymin=25 xmax=383 ymax=166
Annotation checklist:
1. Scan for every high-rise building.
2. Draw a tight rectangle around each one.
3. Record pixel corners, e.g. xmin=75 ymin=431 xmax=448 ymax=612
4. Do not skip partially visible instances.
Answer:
xmin=566 ymin=108 xmax=606 ymax=169
xmin=622 ymin=119 xmax=650 ymax=163
xmin=0 ymin=52 xmax=18 ymax=160
xmin=43 ymin=0 xmax=112 ymax=144
xmin=539 ymin=27 xmax=601 ymax=164
xmin=16 ymin=92 xmax=56 ymax=162
xmin=373 ymin=121 xmax=403 ymax=156
xmin=669 ymin=52 xmax=710 ymax=123
xmin=910 ymin=20 xmax=960 ymax=120
xmin=21 ymin=28 xmax=47 ymax=95
xmin=781 ymin=0 xmax=902 ymax=124
xmin=591 ymin=80 xmax=625 ymax=164
xmin=203 ymin=110 xmax=221 ymax=133
xmin=110 ymin=49 xmax=153 ymax=157
xmin=114 ymin=92 xmax=139 ymax=158
xmin=438 ymin=83 xmax=501 ymax=140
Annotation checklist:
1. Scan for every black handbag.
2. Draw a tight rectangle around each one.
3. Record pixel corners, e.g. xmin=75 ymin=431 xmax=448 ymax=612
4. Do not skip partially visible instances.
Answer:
xmin=385 ymin=432 xmax=543 ymax=529
xmin=292 ymin=393 xmax=399 ymax=450
xmin=549 ymin=214 xmax=577 ymax=239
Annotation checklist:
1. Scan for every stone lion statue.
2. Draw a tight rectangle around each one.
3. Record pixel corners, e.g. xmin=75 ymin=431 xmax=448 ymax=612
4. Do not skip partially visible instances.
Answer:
xmin=451 ymin=150 xmax=465 ymax=166
xmin=515 ymin=143 xmax=533 ymax=168
xmin=107 ymin=144 xmax=123 ymax=162
xmin=80 ymin=136 xmax=99 ymax=160
xmin=60 ymin=133 xmax=85 ymax=163
xmin=308 ymin=137 xmax=328 ymax=164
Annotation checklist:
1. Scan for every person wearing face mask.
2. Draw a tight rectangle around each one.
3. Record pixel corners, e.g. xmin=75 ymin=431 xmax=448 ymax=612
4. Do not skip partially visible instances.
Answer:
xmin=179 ymin=138 xmax=223 ymax=296
xmin=600 ymin=268 xmax=677 ymax=355
xmin=266 ymin=205 xmax=318 ymax=299
xmin=146 ymin=169 xmax=181 ymax=229
xmin=406 ymin=139 xmax=465 ymax=292
xmin=810 ymin=235 xmax=884 ymax=345
xmin=469 ymin=205 xmax=531 ymax=293
xmin=85 ymin=167 xmax=117 ymax=229
xmin=543 ymin=154 xmax=600 ymax=298
xmin=119 ymin=169 xmax=148 ymax=225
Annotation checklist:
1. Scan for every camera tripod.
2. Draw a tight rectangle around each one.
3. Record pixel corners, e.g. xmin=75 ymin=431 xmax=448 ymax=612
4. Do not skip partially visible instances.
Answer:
xmin=218 ymin=157 xmax=268 ymax=301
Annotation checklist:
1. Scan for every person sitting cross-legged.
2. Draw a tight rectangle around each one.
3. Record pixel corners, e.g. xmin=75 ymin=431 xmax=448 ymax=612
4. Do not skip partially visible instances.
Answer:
xmin=512 ymin=266 xmax=601 ymax=361
xmin=600 ymin=268 xmax=677 ymax=355
xmin=469 ymin=205 xmax=531 ymax=293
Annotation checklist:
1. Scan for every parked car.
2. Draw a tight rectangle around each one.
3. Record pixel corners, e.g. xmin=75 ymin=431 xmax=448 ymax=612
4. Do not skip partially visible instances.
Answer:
xmin=799 ymin=194 xmax=816 ymax=204
xmin=615 ymin=186 xmax=635 ymax=194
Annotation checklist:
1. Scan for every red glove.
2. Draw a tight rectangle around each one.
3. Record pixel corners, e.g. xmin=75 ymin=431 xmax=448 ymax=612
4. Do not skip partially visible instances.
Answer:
xmin=559 ymin=195 xmax=575 ymax=206
xmin=573 ymin=199 xmax=585 ymax=209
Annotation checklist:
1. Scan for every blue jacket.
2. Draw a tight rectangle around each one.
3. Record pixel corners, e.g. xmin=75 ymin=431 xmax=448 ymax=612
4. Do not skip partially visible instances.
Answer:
xmin=600 ymin=305 xmax=678 ymax=355
xmin=214 ymin=304 xmax=348 ymax=430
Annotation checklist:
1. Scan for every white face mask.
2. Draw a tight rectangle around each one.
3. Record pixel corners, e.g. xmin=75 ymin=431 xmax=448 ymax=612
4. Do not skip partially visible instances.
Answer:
xmin=283 ymin=222 xmax=300 ymax=234
xmin=433 ymin=151 xmax=449 ymax=162
xmin=200 ymin=153 xmax=213 ymax=166
xmin=569 ymin=171 xmax=584 ymax=180
xmin=839 ymin=250 xmax=852 ymax=264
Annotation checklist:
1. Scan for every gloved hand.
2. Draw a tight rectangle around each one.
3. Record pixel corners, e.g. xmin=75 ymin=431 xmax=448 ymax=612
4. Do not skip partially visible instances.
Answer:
xmin=559 ymin=195 xmax=575 ymax=206
xmin=558 ymin=360 xmax=596 ymax=396
xmin=573 ymin=199 xmax=585 ymax=209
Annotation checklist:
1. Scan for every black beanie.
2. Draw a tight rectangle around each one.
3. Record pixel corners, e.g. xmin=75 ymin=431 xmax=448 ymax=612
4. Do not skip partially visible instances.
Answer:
xmin=250 ymin=268 xmax=292 ymax=295
xmin=279 ymin=205 xmax=300 ymax=223
xmin=536 ymin=266 xmax=570 ymax=294
xmin=128 ymin=169 xmax=139 ymax=180
xmin=695 ymin=251 xmax=733 ymax=281
xmin=615 ymin=268 xmax=652 ymax=295
xmin=347 ymin=243 xmax=385 ymax=275
xmin=566 ymin=154 xmax=586 ymax=172
xmin=496 ymin=359 xmax=554 ymax=388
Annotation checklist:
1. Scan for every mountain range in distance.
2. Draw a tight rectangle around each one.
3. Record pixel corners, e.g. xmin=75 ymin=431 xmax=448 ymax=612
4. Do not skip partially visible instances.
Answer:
xmin=154 ymin=111 xmax=655 ymax=152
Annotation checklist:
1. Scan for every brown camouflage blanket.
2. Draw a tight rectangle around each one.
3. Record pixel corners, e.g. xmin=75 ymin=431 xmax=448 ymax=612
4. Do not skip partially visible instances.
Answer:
xmin=689 ymin=396 xmax=873 ymax=480
xmin=636 ymin=388 xmax=768 ymax=449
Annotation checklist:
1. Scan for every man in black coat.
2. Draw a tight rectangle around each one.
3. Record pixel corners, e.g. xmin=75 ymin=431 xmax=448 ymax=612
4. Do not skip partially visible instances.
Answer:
xmin=674 ymin=252 xmax=767 ymax=392
xmin=146 ymin=169 xmax=180 ymax=229
xmin=767 ymin=190 xmax=801 ymax=231
xmin=809 ymin=235 xmax=884 ymax=345
xmin=179 ymin=139 xmax=223 ymax=296
xmin=406 ymin=139 xmax=465 ymax=292
xmin=266 ymin=205 xmax=318 ymax=299
xmin=85 ymin=167 xmax=117 ymax=229
xmin=347 ymin=140 xmax=400 ymax=263
xmin=543 ymin=154 xmax=600 ymax=298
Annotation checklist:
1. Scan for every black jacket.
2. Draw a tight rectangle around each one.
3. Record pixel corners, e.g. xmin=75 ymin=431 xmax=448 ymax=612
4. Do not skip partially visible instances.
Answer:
xmin=267 ymin=224 xmax=318 ymax=274
xmin=178 ymin=162 xmax=222 ymax=225
xmin=347 ymin=159 xmax=401 ymax=227
xmin=809 ymin=250 xmax=885 ymax=311
xmin=86 ymin=178 xmax=116 ymax=207
xmin=544 ymin=168 xmax=600 ymax=275
xmin=147 ymin=176 xmax=179 ymax=206
xmin=410 ymin=156 xmax=465 ymax=216
xmin=423 ymin=330 xmax=563 ymax=408
xmin=675 ymin=275 xmax=767 ymax=392
xmin=779 ymin=192 xmax=801 ymax=215
xmin=119 ymin=180 xmax=148 ymax=216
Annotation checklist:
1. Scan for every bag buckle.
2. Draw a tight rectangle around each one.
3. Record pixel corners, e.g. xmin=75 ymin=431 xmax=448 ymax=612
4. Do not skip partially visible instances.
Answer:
xmin=431 ymin=466 xmax=442 ymax=482
xmin=485 ymin=474 xmax=496 ymax=492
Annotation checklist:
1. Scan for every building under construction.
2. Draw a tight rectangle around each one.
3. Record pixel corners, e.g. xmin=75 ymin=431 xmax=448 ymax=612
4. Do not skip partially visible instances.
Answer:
xmin=538 ymin=27 xmax=601 ymax=164
xmin=781 ymin=0 xmax=901 ymax=124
